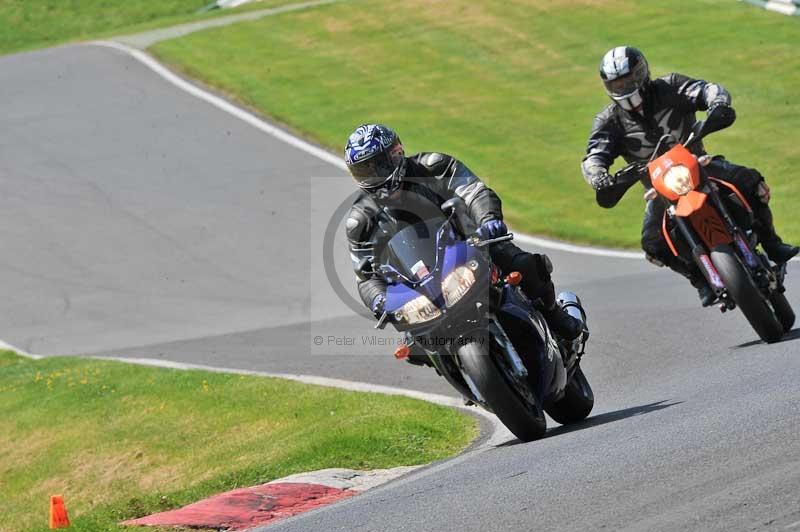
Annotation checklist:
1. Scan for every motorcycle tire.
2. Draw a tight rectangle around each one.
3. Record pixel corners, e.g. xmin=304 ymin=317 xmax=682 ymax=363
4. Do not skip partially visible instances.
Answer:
xmin=711 ymin=244 xmax=784 ymax=343
xmin=545 ymin=366 xmax=594 ymax=425
xmin=458 ymin=340 xmax=547 ymax=442
xmin=769 ymin=291 xmax=795 ymax=333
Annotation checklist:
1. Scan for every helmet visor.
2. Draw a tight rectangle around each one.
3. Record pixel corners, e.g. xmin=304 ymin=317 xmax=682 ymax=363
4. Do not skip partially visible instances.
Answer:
xmin=350 ymin=144 xmax=404 ymax=190
xmin=603 ymin=60 xmax=648 ymax=99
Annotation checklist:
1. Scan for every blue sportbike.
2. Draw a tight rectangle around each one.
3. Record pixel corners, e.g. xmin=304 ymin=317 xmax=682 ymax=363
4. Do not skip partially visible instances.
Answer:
xmin=373 ymin=198 xmax=594 ymax=442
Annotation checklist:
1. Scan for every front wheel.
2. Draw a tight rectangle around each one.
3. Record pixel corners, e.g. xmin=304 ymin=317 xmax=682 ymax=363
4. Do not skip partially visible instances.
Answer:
xmin=546 ymin=366 xmax=594 ymax=425
xmin=770 ymin=291 xmax=795 ymax=333
xmin=710 ymin=244 xmax=784 ymax=343
xmin=458 ymin=341 xmax=546 ymax=442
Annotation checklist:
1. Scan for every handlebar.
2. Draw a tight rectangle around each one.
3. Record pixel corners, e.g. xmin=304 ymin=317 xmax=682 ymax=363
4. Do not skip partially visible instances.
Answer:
xmin=603 ymin=111 xmax=733 ymax=206
xmin=613 ymin=161 xmax=648 ymax=185
xmin=469 ymin=233 xmax=514 ymax=248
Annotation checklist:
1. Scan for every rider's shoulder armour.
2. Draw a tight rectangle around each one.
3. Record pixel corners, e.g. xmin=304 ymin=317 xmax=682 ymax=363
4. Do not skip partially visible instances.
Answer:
xmin=411 ymin=152 xmax=457 ymax=179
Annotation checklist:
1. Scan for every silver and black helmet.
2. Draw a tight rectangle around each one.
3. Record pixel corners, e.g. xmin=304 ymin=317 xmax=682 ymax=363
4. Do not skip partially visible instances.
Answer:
xmin=599 ymin=46 xmax=650 ymax=112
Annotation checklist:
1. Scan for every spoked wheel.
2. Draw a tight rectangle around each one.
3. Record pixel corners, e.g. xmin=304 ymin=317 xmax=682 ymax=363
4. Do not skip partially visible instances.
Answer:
xmin=458 ymin=340 xmax=546 ymax=442
xmin=711 ymin=244 xmax=784 ymax=343
xmin=546 ymin=366 xmax=594 ymax=425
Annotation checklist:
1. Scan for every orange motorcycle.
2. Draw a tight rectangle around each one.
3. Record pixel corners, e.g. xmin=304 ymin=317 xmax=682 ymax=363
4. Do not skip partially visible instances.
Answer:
xmin=606 ymin=116 xmax=794 ymax=343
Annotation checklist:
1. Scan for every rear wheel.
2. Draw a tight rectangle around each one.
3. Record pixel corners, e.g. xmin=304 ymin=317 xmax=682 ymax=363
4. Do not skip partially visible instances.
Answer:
xmin=458 ymin=341 xmax=546 ymax=442
xmin=710 ymin=244 xmax=784 ymax=343
xmin=546 ymin=366 xmax=594 ymax=425
xmin=770 ymin=291 xmax=795 ymax=333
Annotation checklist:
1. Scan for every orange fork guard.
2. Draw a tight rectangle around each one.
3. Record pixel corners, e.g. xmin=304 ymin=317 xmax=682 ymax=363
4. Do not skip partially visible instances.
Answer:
xmin=662 ymin=211 xmax=679 ymax=257
xmin=708 ymin=177 xmax=753 ymax=213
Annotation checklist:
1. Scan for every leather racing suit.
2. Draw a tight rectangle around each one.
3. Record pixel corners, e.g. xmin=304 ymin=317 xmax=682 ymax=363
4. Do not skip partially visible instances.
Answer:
xmin=581 ymin=73 xmax=785 ymax=274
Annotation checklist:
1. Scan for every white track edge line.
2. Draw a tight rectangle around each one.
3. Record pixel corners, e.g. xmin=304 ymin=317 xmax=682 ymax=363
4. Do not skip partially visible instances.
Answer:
xmin=3 ymin=343 xmax=509 ymax=448
xmin=0 ymin=340 xmax=41 ymax=359
xmin=91 ymin=40 xmax=346 ymax=171
xmin=513 ymin=233 xmax=644 ymax=259
xmin=89 ymin=40 xmax=643 ymax=261
xmin=89 ymin=356 xmax=509 ymax=448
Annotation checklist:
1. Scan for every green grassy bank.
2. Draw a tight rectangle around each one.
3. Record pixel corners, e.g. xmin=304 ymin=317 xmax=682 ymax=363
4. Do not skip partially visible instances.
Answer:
xmin=152 ymin=0 xmax=800 ymax=247
xmin=0 ymin=351 xmax=475 ymax=531
xmin=0 ymin=0 xmax=292 ymax=55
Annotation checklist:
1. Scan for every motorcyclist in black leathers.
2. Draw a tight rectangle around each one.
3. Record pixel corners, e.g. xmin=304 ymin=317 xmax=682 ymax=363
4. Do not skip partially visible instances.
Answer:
xmin=344 ymin=123 xmax=582 ymax=346
xmin=582 ymin=46 xmax=798 ymax=306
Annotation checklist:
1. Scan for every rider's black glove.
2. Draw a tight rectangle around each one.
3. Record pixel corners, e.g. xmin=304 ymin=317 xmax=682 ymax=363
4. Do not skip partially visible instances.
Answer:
xmin=594 ymin=164 xmax=641 ymax=208
xmin=707 ymin=103 xmax=736 ymax=129
xmin=589 ymin=167 xmax=616 ymax=191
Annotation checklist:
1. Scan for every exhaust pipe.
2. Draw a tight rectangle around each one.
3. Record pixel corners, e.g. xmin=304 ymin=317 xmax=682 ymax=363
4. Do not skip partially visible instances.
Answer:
xmin=557 ymin=291 xmax=588 ymax=337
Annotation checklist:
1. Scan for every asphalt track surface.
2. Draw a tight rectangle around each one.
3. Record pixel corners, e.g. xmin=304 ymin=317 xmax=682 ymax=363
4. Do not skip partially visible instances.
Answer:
xmin=2 ymin=45 xmax=799 ymax=532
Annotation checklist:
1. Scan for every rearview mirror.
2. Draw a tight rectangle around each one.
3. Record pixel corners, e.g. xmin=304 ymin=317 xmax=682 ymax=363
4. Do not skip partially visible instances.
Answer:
xmin=441 ymin=197 xmax=466 ymax=216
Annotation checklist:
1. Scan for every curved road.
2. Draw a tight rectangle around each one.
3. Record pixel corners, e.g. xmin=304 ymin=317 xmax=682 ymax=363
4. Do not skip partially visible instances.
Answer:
xmin=2 ymin=45 xmax=798 ymax=532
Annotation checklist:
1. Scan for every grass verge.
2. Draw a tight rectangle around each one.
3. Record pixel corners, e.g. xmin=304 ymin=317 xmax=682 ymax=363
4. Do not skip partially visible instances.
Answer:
xmin=0 ymin=351 xmax=476 ymax=532
xmin=151 ymin=0 xmax=800 ymax=248
xmin=0 ymin=0 xmax=294 ymax=56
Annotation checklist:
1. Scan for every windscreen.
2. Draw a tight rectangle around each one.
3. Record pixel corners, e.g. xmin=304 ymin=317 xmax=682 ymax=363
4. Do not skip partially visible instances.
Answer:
xmin=381 ymin=217 xmax=448 ymax=282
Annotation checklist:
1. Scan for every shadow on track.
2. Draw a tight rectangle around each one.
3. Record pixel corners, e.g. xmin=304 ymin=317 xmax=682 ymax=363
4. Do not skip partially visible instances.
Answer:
xmin=497 ymin=400 xmax=682 ymax=448
xmin=734 ymin=328 xmax=800 ymax=349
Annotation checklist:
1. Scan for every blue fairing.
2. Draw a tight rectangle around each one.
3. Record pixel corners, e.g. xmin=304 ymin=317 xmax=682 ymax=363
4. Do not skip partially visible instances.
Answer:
xmin=384 ymin=227 xmax=481 ymax=313
xmin=499 ymin=286 xmax=545 ymax=352
xmin=497 ymin=284 xmax=562 ymax=405
xmin=381 ymin=217 xmax=565 ymax=406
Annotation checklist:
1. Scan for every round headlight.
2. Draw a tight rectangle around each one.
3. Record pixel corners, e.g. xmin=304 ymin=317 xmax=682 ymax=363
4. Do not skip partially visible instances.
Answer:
xmin=442 ymin=266 xmax=476 ymax=307
xmin=663 ymin=165 xmax=694 ymax=196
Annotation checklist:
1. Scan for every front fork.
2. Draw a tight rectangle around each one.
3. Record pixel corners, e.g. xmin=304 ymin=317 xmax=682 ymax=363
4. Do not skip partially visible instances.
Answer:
xmin=669 ymin=184 xmax=777 ymax=308
xmin=706 ymin=185 xmax=759 ymax=269
xmin=707 ymin=184 xmax=779 ymax=293
xmin=670 ymin=212 xmax=727 ymax=299
xmin=424 ymin=316 xmax=536 ymax=408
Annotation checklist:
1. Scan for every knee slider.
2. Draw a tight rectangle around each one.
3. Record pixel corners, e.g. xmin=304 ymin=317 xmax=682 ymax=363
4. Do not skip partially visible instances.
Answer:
xmin=645 ymin=253 xmax=666 ymax=267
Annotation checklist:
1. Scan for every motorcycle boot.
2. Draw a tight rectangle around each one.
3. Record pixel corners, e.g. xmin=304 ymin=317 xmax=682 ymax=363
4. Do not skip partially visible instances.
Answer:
xmin=543 ymin=304 xmax=583 ymax=342
xmin=753 ymin=204 xmax=799 ymax=264
xmin=665 ymin=255 xmax=717 ymax=307
xmin=690 ymin=276 xmax=717 ymax=307
xmin=505 ymin=250 xmax=583 ymax=341
xmin=541 ymin=291 xmax=583 ymax=342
